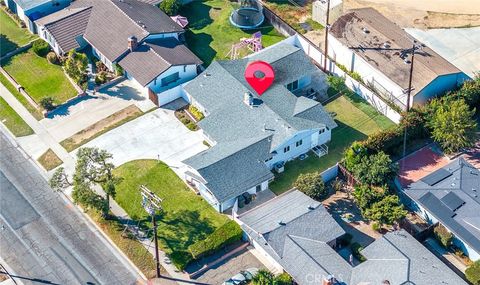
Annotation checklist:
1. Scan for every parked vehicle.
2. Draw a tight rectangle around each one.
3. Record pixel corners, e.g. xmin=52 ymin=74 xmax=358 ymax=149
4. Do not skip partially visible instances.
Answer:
xmin=222 ymin=268 xmax=259 ymax=285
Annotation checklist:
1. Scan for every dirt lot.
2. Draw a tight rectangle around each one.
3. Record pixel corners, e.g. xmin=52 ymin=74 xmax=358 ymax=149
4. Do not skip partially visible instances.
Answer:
xmin=344 ymin=0 xmax=480 ymax=28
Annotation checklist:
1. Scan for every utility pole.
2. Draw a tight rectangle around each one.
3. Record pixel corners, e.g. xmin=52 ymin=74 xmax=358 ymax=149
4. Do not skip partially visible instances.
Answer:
xmin=323 ymin=0 xmax=331 ymax=72
xmin=140 ymin=185 xmax=162 ymax=278
xmin=402 ymin=41 xmax=422 ymax=160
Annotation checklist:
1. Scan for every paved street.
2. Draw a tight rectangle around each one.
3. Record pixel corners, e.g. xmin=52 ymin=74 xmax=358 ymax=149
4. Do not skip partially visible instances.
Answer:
xmin=0 ymin=132 xmax=145 ymax=285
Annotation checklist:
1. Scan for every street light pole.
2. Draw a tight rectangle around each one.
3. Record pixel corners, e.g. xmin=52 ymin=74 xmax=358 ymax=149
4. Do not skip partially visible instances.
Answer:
xmin=323 ymin=0 xmax=331 ymax=72
xmin=140 ymin=185 xmax=163 ymax=278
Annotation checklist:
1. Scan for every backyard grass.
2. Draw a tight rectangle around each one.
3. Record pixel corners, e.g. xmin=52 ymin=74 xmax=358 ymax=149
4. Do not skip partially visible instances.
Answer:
xmin=0 ymin=96 xmax=33 ymax=136
xmin=269 ymin=93 xmax=396 ymax=195
xmin=180 ymin=0 xmax=285 ymax=65
xmin=0 ymin=9 xmax=37 ymax=57
xmin=0 ymin=72 xmax=43 ymax=120
xmin=37 ymin=149 xmax=63 ymax=171
xmin=1 ymin=49 xmax=77 ymax=104
xmin=113 ymin=160 xmax=230 ymax=264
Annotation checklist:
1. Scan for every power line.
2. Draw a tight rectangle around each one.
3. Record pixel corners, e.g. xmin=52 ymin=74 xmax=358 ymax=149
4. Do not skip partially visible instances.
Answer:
xmin=140 ymin=185 xmax=162 ymax=278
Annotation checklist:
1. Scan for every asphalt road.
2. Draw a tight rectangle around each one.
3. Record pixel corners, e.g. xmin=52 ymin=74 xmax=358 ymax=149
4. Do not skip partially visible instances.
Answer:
xmin=0 ymin=132 xmax=144 ymax=285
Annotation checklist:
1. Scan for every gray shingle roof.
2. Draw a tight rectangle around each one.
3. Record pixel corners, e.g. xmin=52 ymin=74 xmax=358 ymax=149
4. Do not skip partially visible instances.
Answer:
xmin=184 ymin=136 xmax=274 ymax=203
xmin=330 ymin=8 xmax=465 ymax=96
xmin=118 ymin=38 xmax=202 ymax=86
xmin=404 ymin=158 xmax=480 ymax=255
xmin=240 ymin=191 xmax=467 ymax=285
xmin=36 ymin=7 xmax=92 ymax=54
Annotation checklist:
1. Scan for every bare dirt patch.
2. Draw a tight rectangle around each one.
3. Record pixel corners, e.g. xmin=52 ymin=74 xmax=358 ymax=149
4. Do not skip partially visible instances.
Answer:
xmin=37 ymin=149 xmax=63 ymax=171
xmin=60 ymin=105 xmax=143 ymax=152
xmin=344 ymin=0 xmax=480 ymax=28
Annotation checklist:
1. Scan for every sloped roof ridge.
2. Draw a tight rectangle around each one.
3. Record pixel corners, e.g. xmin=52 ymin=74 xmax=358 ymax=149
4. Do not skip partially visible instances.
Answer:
xmin=110 ymin=0 xmax=149 ymax=36
xmin=196 ymin=134 xmax=273 ymax=171
xmin=147 ymin=42 xmax=172 ymax=68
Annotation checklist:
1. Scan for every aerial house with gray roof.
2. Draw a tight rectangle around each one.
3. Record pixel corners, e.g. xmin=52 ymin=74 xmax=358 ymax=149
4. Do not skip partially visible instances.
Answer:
xmin=403 ymin=158 xmax=480 ymax=261
xmin=34 ymin=0 xmax=202 ymax=104
xmin=237 ymin=190 xmax=467 ymax=285
xmin=181 ymin=43 xmax=337 ymax=212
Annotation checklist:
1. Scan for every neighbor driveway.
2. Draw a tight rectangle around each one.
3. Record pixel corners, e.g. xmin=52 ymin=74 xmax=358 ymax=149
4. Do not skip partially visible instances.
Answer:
xmin=40 ymin=79 xmax=155 ymax=142
xmin=80 ymin=107 xmax=208 ymax=167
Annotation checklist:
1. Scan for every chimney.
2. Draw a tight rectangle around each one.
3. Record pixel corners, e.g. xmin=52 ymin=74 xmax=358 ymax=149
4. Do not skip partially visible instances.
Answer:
xmin=128 ymin=36 xmax=138 ymax=52
xmin=243 ymin=92 xmax=253 ymax=107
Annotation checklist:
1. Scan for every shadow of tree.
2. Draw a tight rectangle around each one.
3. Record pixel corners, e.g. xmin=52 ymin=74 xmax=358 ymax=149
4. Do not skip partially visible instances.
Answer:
xmin=0 ymin=34 xmax=19 ymax=57
xmin=184 ymin=31 xmax=216 ymax=66
xmin=180 ymin=1 xmax=213 ymax=30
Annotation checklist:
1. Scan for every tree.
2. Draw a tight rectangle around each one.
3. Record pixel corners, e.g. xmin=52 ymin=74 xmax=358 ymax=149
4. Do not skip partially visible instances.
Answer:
xmin=159 ymin=0 xmax=181 ymax=16
xmin=294 ymin=172 xmax=328 ymax=200
xmin=353 ymin=151 xmax=398 ymax=186
xmin=427 ymin=98 xmax=477 ymax=154
xmin=456 ymin=75 xmax=480 ymax=108
xmin=46 ymin=51 xmax=58 ymax=64
xmin=40 ymin=96 xmax=55 ymax=111
xmin=48 ymin=147 xmax=120 ymax=217
xmin=466 ymin=260 xmax=480 ymax=285
xmin=64 ymin=49 xmax=88 ymax=85
xmin=252 ymin=269 xmax=274 ymax=285
xmin=364 ymin=195 xmax=406 ymax=226
xmin=344 ymin=141 xmax=367 ymax=172
xmin=353 ymin=184 xmax=385 ymax=212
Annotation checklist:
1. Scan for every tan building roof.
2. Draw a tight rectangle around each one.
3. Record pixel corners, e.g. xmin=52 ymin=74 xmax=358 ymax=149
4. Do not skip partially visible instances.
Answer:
xmin=330 ymin=8 xmax=463 ymax=95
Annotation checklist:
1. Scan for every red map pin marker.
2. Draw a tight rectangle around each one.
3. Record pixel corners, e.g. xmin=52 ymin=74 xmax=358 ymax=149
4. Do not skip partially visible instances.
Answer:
xmin=245 ymin=61 xmax=275 ymax=96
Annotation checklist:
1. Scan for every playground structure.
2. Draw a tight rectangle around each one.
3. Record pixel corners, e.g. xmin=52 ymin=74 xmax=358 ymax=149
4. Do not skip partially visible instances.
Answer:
xmin=226 ymin=32 xmax=263 ymax=59
xmin=230 ymin=0 xmax=265 ymax=29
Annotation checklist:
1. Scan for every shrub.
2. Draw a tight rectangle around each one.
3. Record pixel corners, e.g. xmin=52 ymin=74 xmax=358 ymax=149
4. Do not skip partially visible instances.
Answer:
xmin=274 ymin=272 xmax=293 ymax=285
xmin=39 ymin=97 xmax=55 ymax=111
xmin=188 ymin=105 xmax=204 ymax=121
xmin=64 ymin=49 xmax=88 ymax=85
xmin=95 ymin=61 xmax=108 ymax=72
xmin=114 ymin=63 xmax=124 ymax=76
xmin=168 ymin=250 xmax=193 ymax=271
xmin=344 ymin=141 xmax=368 ymax=172
xmin=350 ymin=242 xmax=366 ymax=262
xmin=294 ymin=172 xmax=328 ymax=201
xmin=456 ymin=75 xmax=480 ymax=108
xmin=466 ymin=260 xmax=480 ymax=285
xmin=32 ymin=40 xmax=50 ymax=57
xmin=352 ymin=151 xmax=398 ymax=186
xmin=434 ymin=224 xmax=453 ymax=248
xmin=331 ymin=178 xmax=344 ymax=193
xmin=372 ymin=222 xmax=381 ymax=232
xmin=188 ymin=220 xmax=242 ymax=260
xmin=252 ymin=269 xmax=274 ymax=285
xmin=95 ymin=71 xmax=108 ymax=85
xmin=46 ymin=52 xmax=58 ymax=64
xmin=159 ymin=0 xmax=181 ymax=15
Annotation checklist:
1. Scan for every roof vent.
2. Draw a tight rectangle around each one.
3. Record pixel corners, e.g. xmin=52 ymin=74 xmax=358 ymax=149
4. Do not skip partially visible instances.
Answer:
xmin=362 ymin=27 xmax=370 ymax=34
xmin=383 ymin=42 xmax=390 ymax=49
xmin=244 ymin=92 xmax=254 ymax=108
xmin=204 ymin=72 xmax=211 ymax=77
xmin=278 ymin=221 xmax=286 ymax=226
xmin=308 ymin=205 xmax=315 ymax=210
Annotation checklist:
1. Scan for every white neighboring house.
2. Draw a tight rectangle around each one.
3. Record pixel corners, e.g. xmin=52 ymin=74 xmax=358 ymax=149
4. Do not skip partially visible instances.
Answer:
xmin=328 ymin=8 xmax=470 ymax=109
xmin=34 ymin=0 xmax=202 ymax=105
xmin=181 ymin=43 xmax=337 ymax=212
xmin=3 ymin=0 xmax=70 ymax=33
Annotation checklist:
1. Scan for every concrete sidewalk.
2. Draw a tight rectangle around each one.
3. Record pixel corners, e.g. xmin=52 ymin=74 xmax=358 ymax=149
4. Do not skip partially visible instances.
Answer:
xmin=1 ymin=82 xmax=195 ymax=284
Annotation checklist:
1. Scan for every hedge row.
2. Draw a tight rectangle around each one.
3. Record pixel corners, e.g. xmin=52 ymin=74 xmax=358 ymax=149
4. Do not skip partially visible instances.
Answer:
xmin=189 ymin=220 xmax=243 ymax=259
xmin=169 ymin=220 xmax=243 ymax=270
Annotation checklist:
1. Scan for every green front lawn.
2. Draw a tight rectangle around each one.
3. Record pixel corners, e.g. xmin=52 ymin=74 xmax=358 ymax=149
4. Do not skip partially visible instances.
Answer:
xmin=0 ymin=96 xmax=33 ymax=136
xmin=1 ymin=49 xmax=77 ymax=104
xmin=0 ymin=9 xmax=37 ymax=56
xmin=180 ymin=0 xmax=285 ymax=66
xmin=269 ymin=94 xmax=396 ymax=195
xmin=113 ymin=160 xmax=230 ymax=262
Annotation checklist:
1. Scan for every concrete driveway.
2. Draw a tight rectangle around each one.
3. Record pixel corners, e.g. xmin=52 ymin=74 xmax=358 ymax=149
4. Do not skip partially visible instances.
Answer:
xmin=40 ymin=79 xmax=155 ymax=142
xmin=81 ymin=107 xmax=208 ymax=167
xmin=406 ymin=27 xmax=480 ymax=78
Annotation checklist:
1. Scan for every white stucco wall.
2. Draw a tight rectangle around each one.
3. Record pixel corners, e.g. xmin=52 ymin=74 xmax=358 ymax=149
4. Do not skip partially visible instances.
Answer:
xmin=266 ymin=128 xmax=331 ymax=169
xmin=148 ymin=64 xmax=197 ymax=94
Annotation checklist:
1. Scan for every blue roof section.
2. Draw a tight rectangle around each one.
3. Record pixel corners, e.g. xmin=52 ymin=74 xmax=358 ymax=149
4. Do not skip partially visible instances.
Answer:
xmin=15 ymin=0 xmax=53 ymax=11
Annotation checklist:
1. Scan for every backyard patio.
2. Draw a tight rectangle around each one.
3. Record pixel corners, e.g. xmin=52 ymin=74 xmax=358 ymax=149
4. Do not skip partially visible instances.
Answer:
xmin=269 ymin=93 xmax=396 ymax=195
